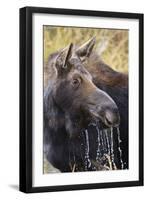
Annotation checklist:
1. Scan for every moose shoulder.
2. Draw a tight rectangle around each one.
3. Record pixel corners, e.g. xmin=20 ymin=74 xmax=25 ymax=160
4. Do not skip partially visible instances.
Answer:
xmin=44 ymin=37 xmax=128 ymax=172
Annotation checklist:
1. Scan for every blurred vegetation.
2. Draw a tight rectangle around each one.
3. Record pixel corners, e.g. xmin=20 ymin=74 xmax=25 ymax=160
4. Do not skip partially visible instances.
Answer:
xmin=44 ymin=26 xmax=128 ymax=73
xmin=43 ymin=157 xmax=60 ymax=173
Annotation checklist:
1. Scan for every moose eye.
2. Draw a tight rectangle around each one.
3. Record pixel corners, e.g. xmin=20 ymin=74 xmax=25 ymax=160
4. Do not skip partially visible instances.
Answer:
xmin=72 ymin=78 xmax=81 ymax=88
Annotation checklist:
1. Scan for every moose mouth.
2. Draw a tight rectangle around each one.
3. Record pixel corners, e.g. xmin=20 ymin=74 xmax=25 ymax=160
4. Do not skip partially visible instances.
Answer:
xmin=89 ymin=108 xmax=120 ymax=128
xmin=67 ymin=107 xmax=123 ymax=172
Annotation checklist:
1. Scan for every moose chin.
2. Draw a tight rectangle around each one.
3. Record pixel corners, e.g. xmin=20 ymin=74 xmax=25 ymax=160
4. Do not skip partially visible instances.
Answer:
xmin=44 ymin=37 xmax=128 ymax=172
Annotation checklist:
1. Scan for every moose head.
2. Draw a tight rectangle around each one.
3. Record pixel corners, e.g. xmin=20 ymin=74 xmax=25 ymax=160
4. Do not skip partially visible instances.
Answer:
xmin=51 ymin=37 xmax=120 ymax=138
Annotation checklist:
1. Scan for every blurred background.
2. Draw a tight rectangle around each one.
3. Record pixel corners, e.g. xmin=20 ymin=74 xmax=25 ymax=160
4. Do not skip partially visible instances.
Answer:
xmin=43 ymin=26 xmax=128 ymax=173
xmin=44 ymin=26 xmax=128 ymax=74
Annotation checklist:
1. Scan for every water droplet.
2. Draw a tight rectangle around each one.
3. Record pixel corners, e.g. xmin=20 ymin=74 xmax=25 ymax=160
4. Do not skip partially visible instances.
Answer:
xmin=84 ymin=129 xmax=91 ymax=170
xmin=103 ymin=129 xmax=108 ymax=154
xmin=116 ymin=127 xmax=124 ymax=169
xmin=110 ymin=127 xmax=117 ymax=170
xmin=105 ymin=129 xmax=111 ymax=156
xmin=96 ymin=126 xmax=101 ymax=161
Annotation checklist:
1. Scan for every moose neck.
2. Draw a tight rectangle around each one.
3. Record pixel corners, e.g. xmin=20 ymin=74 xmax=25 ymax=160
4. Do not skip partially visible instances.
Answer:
xmin=86 ymin=53 xmax=128 ymax=87
xmin=44 ymin=83 xmax=65 ymax=132
xmin=64 ymin=111 xmax=89 ymax=139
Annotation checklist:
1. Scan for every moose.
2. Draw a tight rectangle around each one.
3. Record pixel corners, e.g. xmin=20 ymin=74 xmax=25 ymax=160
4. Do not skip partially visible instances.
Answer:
xmin=44 ymin=37 xmax=128 ymax=172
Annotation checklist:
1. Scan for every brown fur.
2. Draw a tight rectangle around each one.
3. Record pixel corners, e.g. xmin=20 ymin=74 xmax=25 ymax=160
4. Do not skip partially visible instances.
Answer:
xmin=44 ymin=49 xmax=128 ymax=89
xmin=84 ymin=53 xmax=128 ymax=87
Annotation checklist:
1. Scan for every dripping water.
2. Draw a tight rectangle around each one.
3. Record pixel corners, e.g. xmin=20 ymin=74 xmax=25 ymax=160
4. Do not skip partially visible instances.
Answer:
xmin=100 ymin=130 xmax=104 ymax=153
xmin=101 ymin=129 xmax=107 ymax=154
xmin=105 ymin=129 xmax=113 ymax=169
xmin=96 ymin=126 xmax=101 ymax=161
xmin=95 ymin=126 xmax=125 ymax=170
xmin=103 ymin=129 xmax=108 ymax=154
xmin=110 ymin=127 xmax=117 ymax=169
xmin=116 ymin=127 xmax=124 ymax=169
xmin=80 ymin=124 xmax=124 ymax=171
xmin=105 ymin=129 xmax=111 ymax=156
xmin=84 ymin=129 xmax=91 ymax=170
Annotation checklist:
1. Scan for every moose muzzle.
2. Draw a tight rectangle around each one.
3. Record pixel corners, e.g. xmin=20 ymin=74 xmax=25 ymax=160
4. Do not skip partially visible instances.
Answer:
xmin=87 ymin=88 xmax=120 ymax=128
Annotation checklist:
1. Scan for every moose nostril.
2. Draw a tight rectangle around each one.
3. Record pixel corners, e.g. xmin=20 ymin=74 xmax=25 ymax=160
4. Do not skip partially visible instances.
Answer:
xmin=105 ymin=116 xmax=113 ymax=126
xmin=105 ymin=109 xmax=120 ymax=127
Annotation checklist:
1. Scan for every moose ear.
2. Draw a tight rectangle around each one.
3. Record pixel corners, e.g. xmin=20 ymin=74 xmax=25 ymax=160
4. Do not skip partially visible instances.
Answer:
xmin=56 ymin=43 xmax=73 ymax=72
xmin=76 ymin=37 xmax=96 ymax=60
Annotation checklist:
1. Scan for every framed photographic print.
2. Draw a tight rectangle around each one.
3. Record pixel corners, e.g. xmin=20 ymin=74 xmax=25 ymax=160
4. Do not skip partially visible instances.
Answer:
xmin=19 ymin=6 xmax=144 ymax=193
